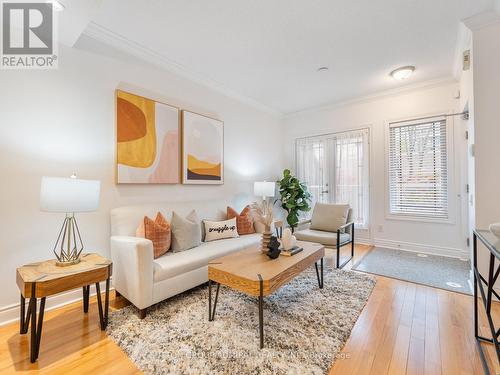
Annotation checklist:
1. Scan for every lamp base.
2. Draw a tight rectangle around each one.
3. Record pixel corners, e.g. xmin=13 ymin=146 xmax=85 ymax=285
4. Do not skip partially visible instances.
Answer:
xmin=52 ymin=215 xmax=85 ymax=267
xmin=55 ymin=258 xmax=81 ymax=267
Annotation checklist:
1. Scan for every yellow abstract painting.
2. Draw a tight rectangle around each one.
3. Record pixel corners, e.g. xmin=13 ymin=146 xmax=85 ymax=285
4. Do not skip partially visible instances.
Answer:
xmin=116 ymin=90 xmax=180 ymax=184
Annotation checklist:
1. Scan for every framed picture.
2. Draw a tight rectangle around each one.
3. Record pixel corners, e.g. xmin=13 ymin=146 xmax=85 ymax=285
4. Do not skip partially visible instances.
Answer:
xmin=181 ymin=110 xmax=224 ymax=184
xmin=116 ymin=90 xmax=180 ymax=184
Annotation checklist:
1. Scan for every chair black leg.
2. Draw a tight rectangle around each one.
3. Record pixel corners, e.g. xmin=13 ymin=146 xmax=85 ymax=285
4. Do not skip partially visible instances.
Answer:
xmin=336 ymin=230 xmax=341 ymax=268
xmin=351 ymin=224 xmax=355 ymax=257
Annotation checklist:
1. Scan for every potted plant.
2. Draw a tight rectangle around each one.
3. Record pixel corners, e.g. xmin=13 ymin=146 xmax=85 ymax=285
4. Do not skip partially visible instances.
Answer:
xmin=276 ymin=169 xmax=312 ymax=232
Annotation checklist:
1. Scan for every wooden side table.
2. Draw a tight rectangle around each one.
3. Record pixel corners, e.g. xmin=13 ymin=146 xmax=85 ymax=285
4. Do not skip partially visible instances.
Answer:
xmin=16 ymin=253 xmax=112 ymax=363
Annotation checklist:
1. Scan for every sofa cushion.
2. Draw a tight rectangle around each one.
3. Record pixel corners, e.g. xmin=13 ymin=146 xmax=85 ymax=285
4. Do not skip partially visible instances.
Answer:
xmin=204 ymin=217 xmax=239 ymax=242
xmin=153 ymin=234 xmax=261 ymax=282
xmin=171 ymin=210 xmax=201 ymax=252
xmin=227 ymin=206 xmax=255 ymax=235
xmin=294 ymin=229 xmax=351 ymax=247
xmin=310 ymin=203 xmax=350 ymax=232
xmin=136 ymin=212 xmax=171 ymax=259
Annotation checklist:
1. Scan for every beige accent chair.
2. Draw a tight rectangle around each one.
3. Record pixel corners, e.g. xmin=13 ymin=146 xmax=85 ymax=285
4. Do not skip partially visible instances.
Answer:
xmin=294 ymin=203 xmax=354 ymax=269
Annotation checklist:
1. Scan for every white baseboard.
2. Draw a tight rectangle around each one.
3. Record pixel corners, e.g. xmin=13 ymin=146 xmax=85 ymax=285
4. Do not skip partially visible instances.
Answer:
xmin=372 ymin=238 xmax=469 ymax=260
xmin=355 ymin=237 xmax=372 ymax=246
xmin=0 ymin=281 xmax=113 ymax=327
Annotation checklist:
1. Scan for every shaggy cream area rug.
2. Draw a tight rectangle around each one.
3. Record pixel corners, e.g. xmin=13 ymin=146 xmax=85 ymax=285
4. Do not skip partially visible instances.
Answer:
xmin=107 ymin=268 xmax=376 ymax=375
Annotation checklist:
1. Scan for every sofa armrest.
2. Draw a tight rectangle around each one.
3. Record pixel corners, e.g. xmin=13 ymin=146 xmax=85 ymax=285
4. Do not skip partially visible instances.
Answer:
xmin=110 ymin=236 xmax=154 ymax=309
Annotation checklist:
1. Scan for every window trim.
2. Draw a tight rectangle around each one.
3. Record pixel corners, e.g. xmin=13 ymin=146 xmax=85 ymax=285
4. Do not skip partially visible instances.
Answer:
xmin=384 ymin=112 xmax=456 ymax=225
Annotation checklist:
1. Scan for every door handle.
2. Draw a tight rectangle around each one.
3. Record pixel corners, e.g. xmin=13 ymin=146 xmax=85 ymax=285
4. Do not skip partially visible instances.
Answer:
xmin=321 ymin=190 xmax=329 ymax=194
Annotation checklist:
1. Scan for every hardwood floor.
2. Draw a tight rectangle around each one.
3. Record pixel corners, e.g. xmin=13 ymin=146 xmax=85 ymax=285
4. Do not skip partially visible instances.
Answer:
xmin=0 ymin=244 xmax=497 ymax=374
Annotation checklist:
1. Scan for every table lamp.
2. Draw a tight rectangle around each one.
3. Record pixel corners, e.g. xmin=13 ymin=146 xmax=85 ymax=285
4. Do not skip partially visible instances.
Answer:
xmin=40 ymin=175 xmax=101 ymax=266
xmin=254 ymin=181 xmax=275 ymax=202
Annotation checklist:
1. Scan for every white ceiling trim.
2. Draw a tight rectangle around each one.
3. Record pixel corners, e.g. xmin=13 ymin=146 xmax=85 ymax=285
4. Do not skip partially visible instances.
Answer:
xmin=82 ymin=22 xmax=283 ymax=118
xmin=285 ymin=77 xmax=457 ymax=119
xmin=463 ymin=9 xmax=500 ymax=31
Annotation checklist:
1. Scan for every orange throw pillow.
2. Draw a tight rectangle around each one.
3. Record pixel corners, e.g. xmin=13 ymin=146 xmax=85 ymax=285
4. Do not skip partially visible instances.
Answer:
xmin=227 ymin=206 xmax=255 ymax=235
xmin=136 ymin=212 xmax=171 ymax=259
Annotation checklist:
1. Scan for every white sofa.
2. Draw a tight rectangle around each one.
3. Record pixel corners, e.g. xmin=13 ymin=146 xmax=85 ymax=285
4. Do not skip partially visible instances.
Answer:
xmin=110 ymin=200 xmax=262 ymax=318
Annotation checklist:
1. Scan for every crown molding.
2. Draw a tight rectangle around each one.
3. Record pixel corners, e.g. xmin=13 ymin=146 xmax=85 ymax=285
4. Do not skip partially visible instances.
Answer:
xmin=463 ymin=9 xmax=500 ymax=32
xmin=82 ymin=22 xmax=283 ymax=118
xmin=284 ymin=77 xmax=457 ymax=118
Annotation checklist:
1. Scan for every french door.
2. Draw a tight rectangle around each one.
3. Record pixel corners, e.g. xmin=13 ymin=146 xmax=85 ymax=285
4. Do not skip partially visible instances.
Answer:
xmin=295 ymin=128 xmax=370 ymax=228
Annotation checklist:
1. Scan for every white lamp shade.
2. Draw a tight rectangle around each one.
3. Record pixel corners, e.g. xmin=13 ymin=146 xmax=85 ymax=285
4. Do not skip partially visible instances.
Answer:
xmin=254 ymin=181 xmax=275 ymax=198
xmin=40 ymin=176 xmax=101 ymax=213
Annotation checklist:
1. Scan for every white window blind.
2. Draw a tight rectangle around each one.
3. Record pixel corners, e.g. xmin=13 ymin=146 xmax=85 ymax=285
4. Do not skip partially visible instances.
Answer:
xmin=296 ymin=129 xmax=369 ymax=228
xmin=388 ymin=118 xmax=448 ymax=219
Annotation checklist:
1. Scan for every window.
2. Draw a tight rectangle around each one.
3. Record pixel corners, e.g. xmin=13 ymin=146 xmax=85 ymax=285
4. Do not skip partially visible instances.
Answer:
xmin=295 ymin=129 xmax=369 ymax=228
xmin=388 ymin=118 xmax=448 ymax=219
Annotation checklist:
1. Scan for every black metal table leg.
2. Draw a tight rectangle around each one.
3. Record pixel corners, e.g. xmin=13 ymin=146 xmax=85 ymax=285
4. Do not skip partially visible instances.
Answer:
xmin=29 ymin=283 xmax=37 ymax=363
xmin=35 ymin=297 xmax=46 ymax=359
xmin=95 ymin=282 xmax=105 ymax=330
xmin=208 ymin=280 xmax=212 ymax=320
xmin=20 ymin=295 xmax=26 ymax=334
xmin=474 ymin=233 xmax=479 ymax=340
xmin=82 ymin=285 xmax=90 ymax=313
xmin=258 ymin=274 xmax=264 ymax=349
xmin=315 ymin=258 xmax=324 ymax=289
xmin=208 ymin=280 xmax=220 ymax=321
xmin=473 ymin=230 xmax=500 ymax=374
xmin=20 ymin=294 xmax=33 ymax=335
xmin=104 ymin=278 xmax=110 ymax=328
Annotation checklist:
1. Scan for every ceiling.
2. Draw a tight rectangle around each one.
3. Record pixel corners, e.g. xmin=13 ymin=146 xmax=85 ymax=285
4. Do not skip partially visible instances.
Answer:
xmin=77 ymin=0 xmax=495 ymax=114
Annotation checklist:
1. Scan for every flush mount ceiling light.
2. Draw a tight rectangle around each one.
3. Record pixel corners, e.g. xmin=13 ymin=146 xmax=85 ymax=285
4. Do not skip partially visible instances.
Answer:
xmin=317 ymin=66 xmax=329 ymax=72
xmin=47 ymin=0 xmax=65 ymax=11
xmin=390 ymin=66 xmax=415 ymax=80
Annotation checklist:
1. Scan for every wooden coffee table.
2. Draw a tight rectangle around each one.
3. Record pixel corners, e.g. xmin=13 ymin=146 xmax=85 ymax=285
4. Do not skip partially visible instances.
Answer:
xmin=207 ymin=241 xmax=325 ymax=348
xmin=16 ymin=253 xmax=112 ymax=363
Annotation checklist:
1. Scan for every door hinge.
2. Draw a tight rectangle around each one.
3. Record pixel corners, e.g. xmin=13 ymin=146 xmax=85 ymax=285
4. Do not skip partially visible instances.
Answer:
xmin=465 ymin=130 xmax=469 ymax=140
xmin=466 ymin=237 xmax=470 ymax=247
xmin=466 ymin=184 xmax=470 ymax=193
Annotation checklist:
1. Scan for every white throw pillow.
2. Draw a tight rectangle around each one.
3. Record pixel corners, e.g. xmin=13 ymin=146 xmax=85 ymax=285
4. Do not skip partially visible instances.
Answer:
xmin=171 ymin=210 xmax=202 ymax=252
xmin=204 ymin=217 xmax=239 ymax=242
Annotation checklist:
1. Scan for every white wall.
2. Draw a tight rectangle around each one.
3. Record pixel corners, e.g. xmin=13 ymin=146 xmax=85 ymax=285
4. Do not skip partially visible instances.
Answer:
xmin=284 ymin=81 xmax=468 ymax=258
xmin=471 ymin=20 xmax=500 ymax=283
xmin=0 ymin=38 xmax=284 ymax=323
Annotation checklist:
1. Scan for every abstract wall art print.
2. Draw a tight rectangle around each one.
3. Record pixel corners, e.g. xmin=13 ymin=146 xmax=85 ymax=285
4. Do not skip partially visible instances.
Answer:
xmin=181 ymin=110 xmax=223 ymax=184
xmin=116 ymin=90 xmax=180 ymax=184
